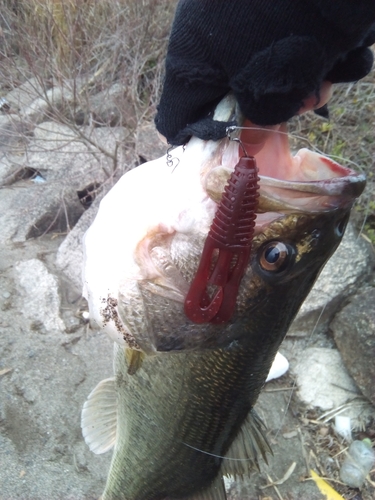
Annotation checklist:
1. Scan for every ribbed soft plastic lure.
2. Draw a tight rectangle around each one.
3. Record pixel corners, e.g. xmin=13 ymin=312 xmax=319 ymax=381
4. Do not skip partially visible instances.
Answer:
xmin=184 ymin=155 xmax=259 ymax=324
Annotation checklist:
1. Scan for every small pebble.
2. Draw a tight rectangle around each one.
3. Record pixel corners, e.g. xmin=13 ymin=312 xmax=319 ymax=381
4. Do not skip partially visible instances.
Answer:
xmin=319 ymin=426 xmax=329 ymax=437
xmin=2 ymin=292 xmax=11 ymax=299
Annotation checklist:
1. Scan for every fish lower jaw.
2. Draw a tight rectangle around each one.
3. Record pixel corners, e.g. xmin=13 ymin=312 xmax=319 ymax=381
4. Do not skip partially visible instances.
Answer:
xmin=103 ymin=323 xmax=127 ymax=346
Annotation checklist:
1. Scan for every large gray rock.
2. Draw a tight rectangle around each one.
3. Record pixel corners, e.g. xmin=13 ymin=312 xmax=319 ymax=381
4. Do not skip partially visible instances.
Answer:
xmin=56 ymin=202 xmax=102 ymax=293
xmin=288 ymin=223 xmax=374 ymax=337
xmin=331 ymin=286 xmax=375 ymax=406
xmin=0 ymin=235 xmax=113 ymax=500
xmin=292 ymin=347 xmax=360 ymax=410
xmin=5 ymin=77 xmax=51 ymax=112
xmin=4 ymin=77 xmax=91 ymax=126
xmin=2 ymin=77 xmax=138 ymax=134
xmin=0 ymin=78 xmax=66 ymax=155
xmin=136 ymin=122 xmax=167 ymax=161
xmin=0 ymin=122 xmax=131 ymax=242
xmin=71 ymin=83 xmax=137 ymax=129
xmin=6 ymin=77 xmax=52 ymax=113
xmin=0 ymin=114 xmax=31 ymax=154
xmin=13 ymin=259 xmax=65 ymax=332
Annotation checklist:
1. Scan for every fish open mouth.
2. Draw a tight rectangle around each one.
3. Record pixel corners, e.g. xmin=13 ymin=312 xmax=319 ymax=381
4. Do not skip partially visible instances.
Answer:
xmin=208 ymin=93 xmax=366 ymax=213
xmin=239 ymin=123 xmax=366 ymax=213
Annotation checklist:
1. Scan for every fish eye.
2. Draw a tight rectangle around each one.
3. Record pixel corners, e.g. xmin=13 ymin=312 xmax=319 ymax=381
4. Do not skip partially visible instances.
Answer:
xmin=259 ymin=241 xmax=291 ymax=272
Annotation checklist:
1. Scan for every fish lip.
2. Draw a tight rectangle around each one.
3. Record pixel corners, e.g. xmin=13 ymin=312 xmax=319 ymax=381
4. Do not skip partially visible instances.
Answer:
xmin=257 ymin=150 xmax=366 ymax=212
xmin=259 ymin=171 xmax=366 ymax=201
xmin=204 ymin=135 xmax=366 ymax=213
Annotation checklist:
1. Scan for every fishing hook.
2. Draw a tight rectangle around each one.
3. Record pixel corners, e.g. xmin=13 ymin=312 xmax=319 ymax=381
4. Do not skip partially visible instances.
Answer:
xmin=184 ymin=133 xmax=259 ymax=324
xmin=226 ymin=126 xmax=249 ymax=157
xmin=166 ymin=145 xmax=180 ymax=170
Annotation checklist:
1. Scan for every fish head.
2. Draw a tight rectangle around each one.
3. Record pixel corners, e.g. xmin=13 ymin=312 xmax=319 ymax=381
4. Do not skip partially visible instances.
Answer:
xmin=82 ymin=95 xmax=365 ymax=357
xmin=136 ymin=133 xmax=365 ymax=353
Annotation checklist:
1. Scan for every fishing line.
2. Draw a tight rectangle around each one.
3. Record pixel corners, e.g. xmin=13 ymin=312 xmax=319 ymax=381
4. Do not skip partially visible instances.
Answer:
xmin=228 ymin=125 xmax=367 ymax=173
xmin=275 ymin=302 xmax=327 ymax=439
xmin=307 ymin=302 xmax=327 ymax=344
xmin=181 ymin=442 xmax=254 ymax=462
xmin=145 ymin=358 xmax=261 ymax=464
xmin=357 ymin=195 xmax=370 ymax=241
xmin=227 ymin=125 xmax=322 ymax=153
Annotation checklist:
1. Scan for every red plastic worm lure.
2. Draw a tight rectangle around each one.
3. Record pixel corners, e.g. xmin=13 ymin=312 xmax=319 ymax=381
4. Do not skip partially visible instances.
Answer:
xmin=184 ymin=155 xmax=259 ymax=324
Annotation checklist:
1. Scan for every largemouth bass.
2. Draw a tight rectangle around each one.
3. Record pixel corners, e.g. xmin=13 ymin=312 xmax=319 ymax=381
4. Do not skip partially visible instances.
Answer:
xmin=81 ymin=96 xmax=365 ymax=500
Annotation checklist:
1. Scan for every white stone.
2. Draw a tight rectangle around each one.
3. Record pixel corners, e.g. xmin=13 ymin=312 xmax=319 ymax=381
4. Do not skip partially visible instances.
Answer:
xmin=335 ymin=415 xmax=352 ymax=442
xmin=266 ymin=352 xmax=289 ymax=382
xmin=292 ymin=347 xmax=359 ymax=410
xmin=14 ymin=259 xmax=65 ymax=332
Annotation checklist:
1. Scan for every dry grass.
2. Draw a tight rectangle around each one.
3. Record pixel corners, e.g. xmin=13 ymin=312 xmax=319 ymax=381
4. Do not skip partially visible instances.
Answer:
xmin=1 ymin=0 xmax=176 ymax=128
xmin=0 ymin=0 xmax=177 ymax=202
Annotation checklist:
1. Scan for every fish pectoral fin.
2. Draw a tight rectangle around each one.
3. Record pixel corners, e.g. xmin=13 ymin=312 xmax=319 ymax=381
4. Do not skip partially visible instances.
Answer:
xmin=81 ymin=377 xmax=117 ymax=455
xmin=221 ymin=409 xmax=273 ymax=479
xmin=169 ymin=474 xmax=227 ymax=500
xmin=125 ymin=347 xmax=145 ymax=375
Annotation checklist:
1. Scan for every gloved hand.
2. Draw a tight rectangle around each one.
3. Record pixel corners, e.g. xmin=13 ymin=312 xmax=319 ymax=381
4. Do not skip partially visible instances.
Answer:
xmin=155 ymin=0 xmax=375 ymax=146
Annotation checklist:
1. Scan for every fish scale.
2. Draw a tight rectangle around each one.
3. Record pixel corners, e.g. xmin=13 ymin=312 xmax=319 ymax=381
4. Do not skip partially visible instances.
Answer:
xmin=106 ymin=345 xmax=260 ymax=499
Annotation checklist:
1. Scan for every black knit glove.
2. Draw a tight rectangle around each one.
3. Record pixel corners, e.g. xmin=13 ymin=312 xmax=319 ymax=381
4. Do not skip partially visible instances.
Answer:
xmin=155 ymin=0 xmax=375 ymax=145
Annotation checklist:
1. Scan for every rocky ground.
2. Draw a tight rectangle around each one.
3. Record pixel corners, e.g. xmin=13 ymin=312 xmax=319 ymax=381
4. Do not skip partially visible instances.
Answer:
xmin=0 ymin=79 xmax=374 ymax=500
